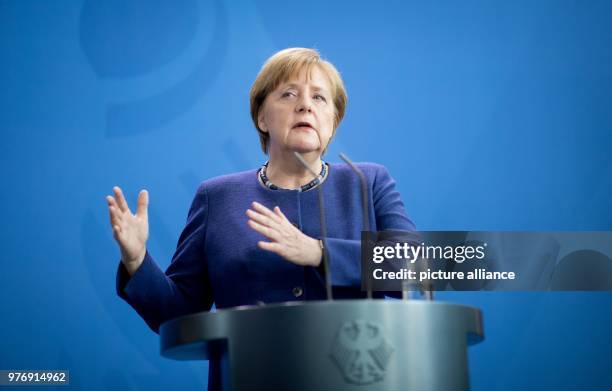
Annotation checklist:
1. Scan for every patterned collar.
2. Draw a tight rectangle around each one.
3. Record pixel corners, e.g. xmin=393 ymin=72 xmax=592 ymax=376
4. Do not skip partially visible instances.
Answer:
xmin=258 ymin=161 xmax=327 ymax=192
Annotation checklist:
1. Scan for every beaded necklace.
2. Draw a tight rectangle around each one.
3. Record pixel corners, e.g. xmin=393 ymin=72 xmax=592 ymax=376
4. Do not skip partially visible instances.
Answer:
xmin=258 ymin=161 xmax=327 ymax=192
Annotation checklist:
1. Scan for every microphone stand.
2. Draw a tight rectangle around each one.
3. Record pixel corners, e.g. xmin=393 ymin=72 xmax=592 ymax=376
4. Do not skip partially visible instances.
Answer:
xmin=339 ymin=153 xmax=373 ymax=299
xmin=293 ymin=152 xmax=332 ymax=300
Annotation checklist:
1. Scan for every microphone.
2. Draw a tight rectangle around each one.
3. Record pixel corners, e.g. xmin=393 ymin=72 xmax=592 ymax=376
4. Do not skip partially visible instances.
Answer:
xmin=338 ymin=153 xmax=373 ymax=299
xmin=293 ymin=152 xmax=332 ymax=300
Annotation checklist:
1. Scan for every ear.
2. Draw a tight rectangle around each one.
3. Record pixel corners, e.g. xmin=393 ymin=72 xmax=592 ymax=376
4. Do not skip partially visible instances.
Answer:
xmin=257 ymin=110 xmax=267 ymax=133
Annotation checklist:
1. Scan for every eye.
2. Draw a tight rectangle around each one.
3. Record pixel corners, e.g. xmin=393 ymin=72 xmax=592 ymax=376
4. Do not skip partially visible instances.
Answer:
xmin=314 ymin=94 xmax=327 ymax=102
xmin=281 ymin=90 xmax=296 ymax=98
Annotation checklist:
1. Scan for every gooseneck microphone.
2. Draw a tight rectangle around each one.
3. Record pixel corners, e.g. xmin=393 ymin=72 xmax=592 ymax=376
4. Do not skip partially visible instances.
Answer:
xmin=339 ymin=153 xmax=373 ymax=299
xmin=293 ymin=152 xmax=333 ymax=300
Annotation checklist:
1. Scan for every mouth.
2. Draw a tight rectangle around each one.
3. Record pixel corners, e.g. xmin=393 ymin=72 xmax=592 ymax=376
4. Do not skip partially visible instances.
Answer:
xmin=292 ymin=121 xmax=316 ymax=131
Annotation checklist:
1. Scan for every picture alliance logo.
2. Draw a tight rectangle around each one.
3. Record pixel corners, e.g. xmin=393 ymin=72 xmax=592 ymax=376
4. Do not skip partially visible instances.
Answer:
xmin=371 ymin=243 xmax=488 ymax=264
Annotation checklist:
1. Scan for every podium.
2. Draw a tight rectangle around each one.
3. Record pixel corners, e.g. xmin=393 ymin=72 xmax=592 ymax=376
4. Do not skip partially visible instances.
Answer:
xmin=160 ymin=300 xmax=484 ymax=391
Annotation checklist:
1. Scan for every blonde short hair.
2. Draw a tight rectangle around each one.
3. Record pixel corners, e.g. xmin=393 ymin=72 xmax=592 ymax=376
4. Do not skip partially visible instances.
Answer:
xmin=250 ymin=48 xmax=348 ymax=154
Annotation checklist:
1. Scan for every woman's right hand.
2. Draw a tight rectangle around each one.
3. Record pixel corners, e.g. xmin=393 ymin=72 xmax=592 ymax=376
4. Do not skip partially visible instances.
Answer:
xmin=106 ymin=186 xmax=149 ymax=275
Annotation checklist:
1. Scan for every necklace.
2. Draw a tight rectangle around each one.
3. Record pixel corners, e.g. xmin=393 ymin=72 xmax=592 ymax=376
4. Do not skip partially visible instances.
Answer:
xmin=258 ymin=161 xmax=327 ymax=192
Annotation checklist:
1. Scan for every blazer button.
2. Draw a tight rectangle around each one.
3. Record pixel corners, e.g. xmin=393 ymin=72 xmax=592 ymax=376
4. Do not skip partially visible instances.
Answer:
xmin=292 ymin=286 xmax=303 ymax=298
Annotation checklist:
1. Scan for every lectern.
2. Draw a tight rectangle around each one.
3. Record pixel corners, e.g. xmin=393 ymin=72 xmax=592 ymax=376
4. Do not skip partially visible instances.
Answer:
xmin=160 ymin=300 xmax=484 ymax=391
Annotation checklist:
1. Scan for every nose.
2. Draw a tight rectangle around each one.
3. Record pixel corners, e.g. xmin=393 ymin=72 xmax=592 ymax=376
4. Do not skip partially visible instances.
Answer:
xmin=295 ymin=96 xmax=313 ymax=113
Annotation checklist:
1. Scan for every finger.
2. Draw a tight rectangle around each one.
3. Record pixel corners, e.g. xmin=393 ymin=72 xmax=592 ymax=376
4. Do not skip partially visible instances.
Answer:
xmin=136 ymin=190 xmax=149 ymax=218
xmin=113 ymin=186 xmax=131 ymax=214
xmin=274 ymin=206 xmax=288 ymax=220
xmin=106 ymin=195 xmax=121 ymax=211
xmin=112 ymin=224 xmax=122 ymax=240
xmin=248 ymin=219 xmax=281 ymax=241
xmin=108 ymin=205 xmax=122 ymax=227
xmin=251 ymin=201 xmax=280 ymax=221
xmin=246 ymin=209 xmax=280 ymax=230
xmin=258 ymin=240 xmax=282 ymax=254
xmin=272 ymin=206 xmax=297 ymax=231
xmin=107 ymin=204 xmax=115 ymax=227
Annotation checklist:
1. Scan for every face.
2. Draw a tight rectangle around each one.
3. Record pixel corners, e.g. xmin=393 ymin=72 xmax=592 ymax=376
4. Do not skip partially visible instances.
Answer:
xmin=258 ymin=66 xmax=335 ymax=156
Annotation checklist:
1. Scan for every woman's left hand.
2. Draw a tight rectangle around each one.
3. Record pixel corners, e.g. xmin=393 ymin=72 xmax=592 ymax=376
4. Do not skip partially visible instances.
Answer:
xmin=246 ymin=201 xmax=322 ymax=267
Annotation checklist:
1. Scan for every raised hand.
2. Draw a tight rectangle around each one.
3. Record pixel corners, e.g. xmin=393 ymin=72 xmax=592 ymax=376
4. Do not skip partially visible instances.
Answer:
xmin=106 ymin=186 xmax=149 ymax=275
xmin=246 ymin=201 xmax=322 ymax=267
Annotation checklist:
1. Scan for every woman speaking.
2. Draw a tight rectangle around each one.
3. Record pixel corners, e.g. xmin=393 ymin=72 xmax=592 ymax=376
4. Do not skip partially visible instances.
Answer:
xmin=107 ymin=47 xmax=416 ymax=340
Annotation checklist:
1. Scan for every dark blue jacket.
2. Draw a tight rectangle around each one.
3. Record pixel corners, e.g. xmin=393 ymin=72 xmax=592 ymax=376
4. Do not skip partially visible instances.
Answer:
xmin=116 ymin=162 xmax=416 ymax=389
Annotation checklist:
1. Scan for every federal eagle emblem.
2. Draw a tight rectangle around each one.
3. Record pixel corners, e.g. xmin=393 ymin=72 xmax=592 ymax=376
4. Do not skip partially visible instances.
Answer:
xmin=329 ymin=320 xmax=394 ymax=385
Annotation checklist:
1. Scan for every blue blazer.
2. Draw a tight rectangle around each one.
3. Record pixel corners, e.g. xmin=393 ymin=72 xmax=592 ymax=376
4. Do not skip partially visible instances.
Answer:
xmin=116 ymin=162 xmax=416 ymax=389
